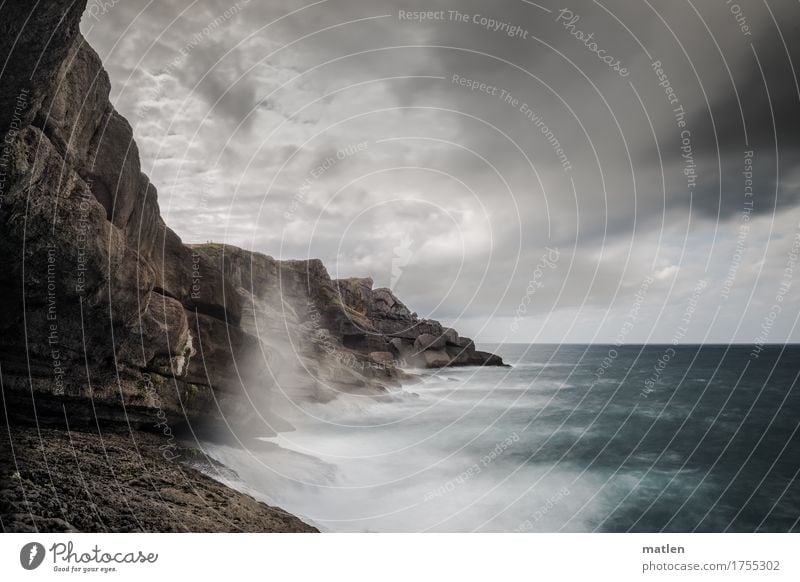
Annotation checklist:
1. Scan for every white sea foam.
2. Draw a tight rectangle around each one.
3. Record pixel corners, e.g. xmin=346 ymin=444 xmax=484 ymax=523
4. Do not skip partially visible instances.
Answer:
xmin=199 ymin=367 xmax=613 ymax=532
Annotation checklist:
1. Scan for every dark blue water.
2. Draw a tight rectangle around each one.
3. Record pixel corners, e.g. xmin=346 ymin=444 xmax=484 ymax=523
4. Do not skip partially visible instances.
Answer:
xmin=207 ymin=344 xmax=800 ymax=532
xmin=488 ymin=344 xmax=800 ymax=532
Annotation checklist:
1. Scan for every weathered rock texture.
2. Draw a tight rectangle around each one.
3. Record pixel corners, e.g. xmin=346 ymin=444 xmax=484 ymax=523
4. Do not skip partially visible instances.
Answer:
xmin=0 ymin=423 xmax=317 ymax=532
xmin=0 ymin=1 xmax=504 ymax=442
xmin=333 ymin=277 xmax=505 ymax=367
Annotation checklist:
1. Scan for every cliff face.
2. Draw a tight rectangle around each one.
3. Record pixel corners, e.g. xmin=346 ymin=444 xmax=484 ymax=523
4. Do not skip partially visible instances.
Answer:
xmin=0 ymin=1 xmax=504 ymax=439
xmin=0 ymin=0 xmax=237 ymax=435
xmin=332 ymin=277 xmax=504 ymax=367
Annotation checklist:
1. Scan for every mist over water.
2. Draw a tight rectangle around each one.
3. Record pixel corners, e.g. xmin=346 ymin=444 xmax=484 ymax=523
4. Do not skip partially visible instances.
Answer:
xmin=203 ymin=344 xmax=800 ymax=532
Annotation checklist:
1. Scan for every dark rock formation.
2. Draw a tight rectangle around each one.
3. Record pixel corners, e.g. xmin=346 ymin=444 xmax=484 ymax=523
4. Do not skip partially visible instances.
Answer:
xmin=0 ymin=0 xmax=507 ymax=535
xmin=0 ymin=0 xmax=504 ymax=444
xmin=333 ymin=278 xmax=506 ymax=368
xmin=0 ymin=0 xmax=275 ymax=441
xmin=0 ymin=424 xmax=317 ymax=532
xmin=198 ymin=244 xmax=506 ymax=371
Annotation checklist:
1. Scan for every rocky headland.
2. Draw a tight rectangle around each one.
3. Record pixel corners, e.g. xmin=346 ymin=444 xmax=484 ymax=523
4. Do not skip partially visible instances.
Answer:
xmin=0 ymin=0 xmax=504 ymax=532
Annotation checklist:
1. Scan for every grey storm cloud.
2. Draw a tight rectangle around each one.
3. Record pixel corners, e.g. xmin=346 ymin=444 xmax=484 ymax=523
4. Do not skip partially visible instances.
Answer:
xmin=81 ymin=0 xmax=800 ymax=343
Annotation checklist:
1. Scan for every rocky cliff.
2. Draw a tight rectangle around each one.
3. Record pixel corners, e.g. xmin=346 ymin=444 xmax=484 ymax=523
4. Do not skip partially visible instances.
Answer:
xmin=0 ymin=0 xmax=504 ymax=441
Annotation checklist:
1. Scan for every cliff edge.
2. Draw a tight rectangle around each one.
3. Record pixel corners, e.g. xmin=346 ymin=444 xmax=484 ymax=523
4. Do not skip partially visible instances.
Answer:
xmin=0 ymin=0 xmax=504 ymax=445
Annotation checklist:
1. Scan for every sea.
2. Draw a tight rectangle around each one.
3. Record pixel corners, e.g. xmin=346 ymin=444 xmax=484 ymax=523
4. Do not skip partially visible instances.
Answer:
xmin=203 ymin=344 xmax=800 ymax=532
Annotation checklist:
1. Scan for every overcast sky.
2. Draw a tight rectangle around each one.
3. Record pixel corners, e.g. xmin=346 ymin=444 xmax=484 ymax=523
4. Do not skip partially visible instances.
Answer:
xmin=81 ymin=0 xmax=800 ymax=344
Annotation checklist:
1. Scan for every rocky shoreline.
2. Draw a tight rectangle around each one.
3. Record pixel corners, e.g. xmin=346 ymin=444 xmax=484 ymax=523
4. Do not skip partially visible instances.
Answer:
xmin=0 ymin=422 xmax=316 ymax=532
xmin=0 ymin=0 xmax=505 ymax=532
